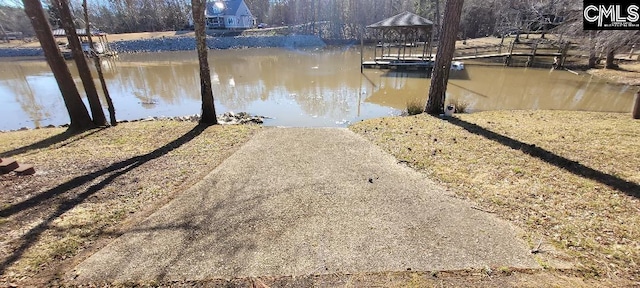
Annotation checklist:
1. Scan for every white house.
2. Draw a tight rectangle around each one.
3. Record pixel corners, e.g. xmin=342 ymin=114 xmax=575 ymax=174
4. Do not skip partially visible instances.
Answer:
xmin=205 ymin=0 xmax=256 ymax=29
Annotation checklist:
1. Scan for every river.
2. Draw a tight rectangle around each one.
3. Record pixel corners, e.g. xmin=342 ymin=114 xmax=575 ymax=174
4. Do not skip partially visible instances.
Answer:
xmin=0 ymin=47 xmax=635 ymax=130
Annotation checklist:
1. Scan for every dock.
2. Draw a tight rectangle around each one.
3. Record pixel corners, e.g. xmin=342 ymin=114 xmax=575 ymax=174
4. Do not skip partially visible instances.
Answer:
xmin=451 ymin=41 xmax=570 ymax=67
xmin=453 ymin=52 xmax=561 ymax=61
xmin=362 ymin=59 xmax=434 ymax=71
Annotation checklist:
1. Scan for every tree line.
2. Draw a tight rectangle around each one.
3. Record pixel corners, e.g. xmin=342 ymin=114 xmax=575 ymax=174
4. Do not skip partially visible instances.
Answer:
xmin=3 ymin=0 xmax=637 ymax=45
xmin=0 ymin=0 xmax=584 ymax=37
xmin=3 ymin=0 xmax=638 ymax=61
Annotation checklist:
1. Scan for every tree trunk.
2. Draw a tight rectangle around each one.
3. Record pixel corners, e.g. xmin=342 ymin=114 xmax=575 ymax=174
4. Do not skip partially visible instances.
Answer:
xmin=605 ymin=47 xmax=616 ymax=69
xmin=83 ymin=0 xmax=117 ymax=126
xmin=425 ymin=0 xmax=464 ymax=115
xmin=54 ymin=0 xmax=107 ymax=126
xmin=22 ymin=0 xmax=94 ymax=131
xmin=433 ymin=0 xmax=440 ymax=39
xmin=192 ymin=0 xmax=218 ymax=125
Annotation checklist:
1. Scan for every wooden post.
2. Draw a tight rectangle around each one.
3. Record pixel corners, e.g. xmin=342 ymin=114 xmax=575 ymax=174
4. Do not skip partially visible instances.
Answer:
xmin=398 ymin=31 xmax=407 ymax=60
xmin=373 ymin=39 xmax=377 ymax=63
xmin=428 ymin=27 xmax=434 ymax=60
xmin=509 ymin=40 xmax=515 ymax=54
xmin=528 ymin=43 xmax=537 ymax=67
xmin=560 ymin=42 xmax=569 ymax=68
xmin=504 ymin=41 xmax=515 ymax=66
xmin=360 ymin=37 xmax=364 ymax=73
xmin=422 ymin=29 xmax=427 ymax=60
xmin=397 ymin=33 xmax=402 ymax=60
xmin=0 ymin=24 xmax=8 ymax=43
xmin=633 ymin=90 xmax=640 ymax=119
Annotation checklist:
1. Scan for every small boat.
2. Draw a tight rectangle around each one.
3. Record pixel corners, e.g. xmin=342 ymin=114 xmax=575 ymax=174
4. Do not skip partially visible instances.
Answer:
xmin=451 ymin=61 xmax=465 ymax=70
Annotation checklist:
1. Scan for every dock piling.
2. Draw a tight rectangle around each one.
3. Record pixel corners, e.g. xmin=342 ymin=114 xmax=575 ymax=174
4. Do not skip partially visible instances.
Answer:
xmin=633 ymin=90 xmax=640 ymax=119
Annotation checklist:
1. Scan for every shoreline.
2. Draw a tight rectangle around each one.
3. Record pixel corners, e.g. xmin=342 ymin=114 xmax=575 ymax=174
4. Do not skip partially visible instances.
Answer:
xmin=3 ymin=35 xmax=637 ymax=87
xmin=0 ymin=34 xmax=326 ymax=58
xmin=0 ymin=112 xmax=266 ymax=133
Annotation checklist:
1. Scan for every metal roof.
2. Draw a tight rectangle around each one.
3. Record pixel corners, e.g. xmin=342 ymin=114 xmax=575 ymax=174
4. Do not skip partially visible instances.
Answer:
xmin=206 ymin=0 xmax=244 ymax=16
xmin=52 ymin=28 xmax=106 ymax=37
xmin=367 ymin=12 xmax=433 ymax=29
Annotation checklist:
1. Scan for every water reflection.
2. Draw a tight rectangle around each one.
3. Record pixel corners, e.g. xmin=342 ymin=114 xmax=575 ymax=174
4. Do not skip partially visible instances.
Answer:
xmin=0 ymin=47 xmax=635 ymax=130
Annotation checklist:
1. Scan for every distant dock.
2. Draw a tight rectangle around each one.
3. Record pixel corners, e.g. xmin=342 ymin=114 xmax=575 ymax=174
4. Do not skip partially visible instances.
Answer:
xmin=361 ymin=38 xmax=571 ymax=72
xmin=362 ymin=58 xmax=434 ymax=71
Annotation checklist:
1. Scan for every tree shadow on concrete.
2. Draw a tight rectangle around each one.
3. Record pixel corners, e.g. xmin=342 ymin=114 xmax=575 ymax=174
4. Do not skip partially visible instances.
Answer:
xmin=443 ymin=116 xmax=640 ymax=199
xmin=0 ymin=128 xmax=106 ymax=159
xmin=69 ymin=179 xmax=274 ymax=284
xmin=0 ymin=124 xmax=208 ymax=275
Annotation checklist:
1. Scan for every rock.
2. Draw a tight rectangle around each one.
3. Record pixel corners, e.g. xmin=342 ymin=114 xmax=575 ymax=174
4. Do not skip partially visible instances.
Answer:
xmin=217 ymin=112 xmax=265 ymax=125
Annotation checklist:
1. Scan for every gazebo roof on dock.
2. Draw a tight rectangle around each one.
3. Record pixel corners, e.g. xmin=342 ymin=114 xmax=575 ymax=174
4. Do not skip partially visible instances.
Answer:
xmin=367 ymin=12 xmax=433 ymax=29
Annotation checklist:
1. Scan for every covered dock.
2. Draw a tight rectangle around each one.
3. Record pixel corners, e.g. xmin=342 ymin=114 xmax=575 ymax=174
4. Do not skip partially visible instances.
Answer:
xmin=362 ymin=12 xmax=434 ymax=71
xmin=53 ymin=28 xmax=117 ymax=58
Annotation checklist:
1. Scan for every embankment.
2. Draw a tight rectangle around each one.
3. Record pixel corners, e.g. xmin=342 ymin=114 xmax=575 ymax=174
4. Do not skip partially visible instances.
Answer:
xmin=0 ymin=34 xmax=326 ymax=57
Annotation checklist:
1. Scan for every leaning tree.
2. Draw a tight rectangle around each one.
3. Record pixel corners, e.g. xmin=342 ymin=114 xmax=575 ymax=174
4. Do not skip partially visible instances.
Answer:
xmin=22 ymin=0 xmax=94 ymax=131
xmin=53 ymin=0 xmax=107 ymax=126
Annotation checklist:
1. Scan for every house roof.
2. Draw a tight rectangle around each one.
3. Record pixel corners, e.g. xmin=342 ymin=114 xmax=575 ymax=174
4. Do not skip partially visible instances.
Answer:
xmin=206 ymin=0 xmax=244 ymax=16
xmin=52 ymin=28 xmax=106 ymax=37
xmin=367 ymin=12 xmax=433 ymax=29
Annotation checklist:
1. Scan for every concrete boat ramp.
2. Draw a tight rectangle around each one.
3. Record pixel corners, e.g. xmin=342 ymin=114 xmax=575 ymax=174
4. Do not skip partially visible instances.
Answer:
xmin=70 ymin=128 xmax=539 ymax=283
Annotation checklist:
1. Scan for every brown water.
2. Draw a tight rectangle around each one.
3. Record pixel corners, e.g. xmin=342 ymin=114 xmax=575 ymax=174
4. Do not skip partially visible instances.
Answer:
xmin=0 ymin=47 xmax=635 ymax=130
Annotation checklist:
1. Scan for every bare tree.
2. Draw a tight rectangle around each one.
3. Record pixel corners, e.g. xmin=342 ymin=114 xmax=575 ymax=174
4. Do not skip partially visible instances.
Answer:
xmin=425 ymin=0 xmax=464 ymax=115
xmin=192 ymin=0 xmax=218 ymax=125
xmin=22 ymin=0 xmax=94 ymax=131
xmin=556 ymin=2 xmax=640 ymax=69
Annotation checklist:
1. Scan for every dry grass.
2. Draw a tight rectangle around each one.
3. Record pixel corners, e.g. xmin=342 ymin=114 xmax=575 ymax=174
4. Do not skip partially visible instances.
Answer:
xmin=406 ymin=98 xmax=424 ymax=116
xmin=587 ymin=63 xmax=640 ymax=86
xmin=351 ymin=111 xmax=640 ymax=286
xmin=0 ymin=121 xmax=260 ymax=286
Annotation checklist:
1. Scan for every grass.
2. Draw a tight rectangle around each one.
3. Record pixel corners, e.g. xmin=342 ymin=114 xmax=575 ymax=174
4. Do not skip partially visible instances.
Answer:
xmin=587 ymin=63 xmax=640 ymax=86
xmin=350 ymin=111 xmax=640 ymax=286
xmin=0 ymin=121 xmax=260 ymax=286
xmin=406 ymin=99 xmax=424 ymax=115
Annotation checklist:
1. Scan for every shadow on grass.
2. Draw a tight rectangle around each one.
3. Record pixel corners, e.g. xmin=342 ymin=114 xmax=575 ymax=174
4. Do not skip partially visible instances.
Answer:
xmin=0 ymin=128 xmax=106 ymax=159
xmin=0 ymin=124 xmax=209 ymax=275
xmin=442 ymin=116 xmax=640 ymax=199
